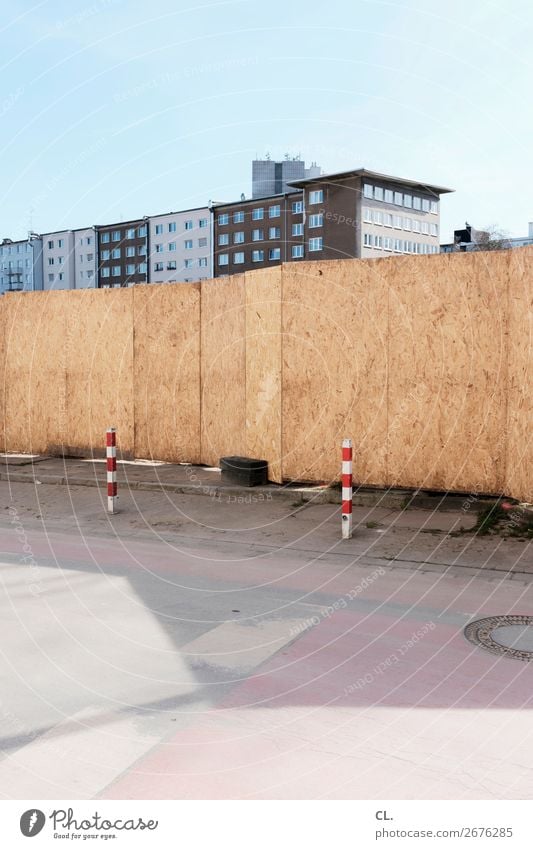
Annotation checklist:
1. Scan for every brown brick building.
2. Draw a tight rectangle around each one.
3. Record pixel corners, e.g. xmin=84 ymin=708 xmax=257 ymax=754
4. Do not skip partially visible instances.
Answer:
xmin=97 ymin=218 xmax=149 ymax=287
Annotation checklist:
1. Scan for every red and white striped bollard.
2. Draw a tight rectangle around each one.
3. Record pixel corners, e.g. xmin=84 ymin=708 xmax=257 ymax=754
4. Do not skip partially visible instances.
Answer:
xmin=341 ymin=438 xmax=353 ymax=539
xmin=106 ymin=427 xmax=118 ymax=514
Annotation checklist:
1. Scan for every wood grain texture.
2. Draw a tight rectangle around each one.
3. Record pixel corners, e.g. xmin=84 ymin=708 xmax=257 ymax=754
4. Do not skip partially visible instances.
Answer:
xmin=200 ymin=275 xmax=246 ymax=466
xmin=505 ymin=247 xmax=533 ymax=501
xmin=281 ymin=260 xmax=388 ymax=484
xmin=245 ymin=267 xmax=283 ymax=483
xmin=133 ymin=283 xmax=201 ymax=462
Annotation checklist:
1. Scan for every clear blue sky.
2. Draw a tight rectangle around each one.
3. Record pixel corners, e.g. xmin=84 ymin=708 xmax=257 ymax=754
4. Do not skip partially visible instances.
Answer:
xmin=1 ymin=0 xmax=532 ymax=242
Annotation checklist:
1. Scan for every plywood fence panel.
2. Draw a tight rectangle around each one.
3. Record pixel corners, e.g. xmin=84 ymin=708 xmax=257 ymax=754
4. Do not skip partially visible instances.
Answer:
xmin=245 ymin=268 xmax=283 ymax=483
xmin=0 ymin=294 xmax=6 ymax=453
xmin=65 ymin=288 xmax=134 ymax=457
xmin=281 ymin=260 xmax=388 ymax=484
xmin=133 ymin=284 xmax=201 ymax=462
xmin=200 ymin=275 xmax=246 ymax=467
xmin=505 ymin=247 xmax=533 ymax=502
xmin=3 ymin=292 xmax=66 ymax=455
xmin=387 ymin=251 xmax=509 ymax=493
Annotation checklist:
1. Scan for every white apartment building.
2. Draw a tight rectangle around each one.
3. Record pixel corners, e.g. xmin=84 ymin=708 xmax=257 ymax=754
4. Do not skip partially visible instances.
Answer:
xmin=42 ymin=230 xmax=75 ymax=289
xmin=148 ymin=207 xmax=211 ymax=284
xmin=74 ymin=227 xmax=97 ymax=288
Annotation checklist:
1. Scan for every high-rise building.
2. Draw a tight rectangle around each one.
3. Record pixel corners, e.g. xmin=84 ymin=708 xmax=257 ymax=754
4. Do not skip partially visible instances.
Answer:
xmin=252 ymin=156 xmax=321 ymax=199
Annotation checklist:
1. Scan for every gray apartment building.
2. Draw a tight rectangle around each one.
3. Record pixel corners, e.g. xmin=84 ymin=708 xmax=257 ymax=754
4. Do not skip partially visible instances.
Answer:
xmin=148 ymin=208 xmax=211 ymax=283
xmin=213 ymin=168 xmax=452 ymax=276
xmin=0 ymin=234 xmax=43 ymax=294
xmin=252 ymin=157 xmax=321 ymax=199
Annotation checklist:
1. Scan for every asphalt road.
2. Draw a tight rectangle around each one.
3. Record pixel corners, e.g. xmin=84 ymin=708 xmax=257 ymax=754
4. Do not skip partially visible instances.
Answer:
xmin=0 ymin=481 xmax=532 ymax=799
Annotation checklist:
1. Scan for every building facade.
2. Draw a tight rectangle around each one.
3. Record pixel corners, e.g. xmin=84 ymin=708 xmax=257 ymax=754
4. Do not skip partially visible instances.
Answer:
xmin=97 ymin=218 xmax=148 ymax=287
xmin=74 ymin=227 xmax=97 ymax=288
xmin=252 ymin=157 xmax=321 ymax=199
xmin=148 ymin=208 xmax=210 ymax=284
xmin=213 ymin=192 xmax=305 ymax=276
xmin=0 ymin=235 xmax=43 ymax=294
xmin=42 ymin=230 xmax=75 ymax=289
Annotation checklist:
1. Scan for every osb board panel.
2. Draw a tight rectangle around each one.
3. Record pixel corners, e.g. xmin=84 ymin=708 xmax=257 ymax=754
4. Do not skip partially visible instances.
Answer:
xmin=65 ymin=288 xmax=134 ymax=456
xmin=245 ymin=268 xmax=283 ymax=483
xmin=134 ymin=284 xmax=201 ymax=462
xmin=281 ymin=260 xmax=388 ymax=484
xmin=505 ymin=247 xmax=533 ymax=502
xmin=200 ymin=275 xmax=246 ymax=467
xmin=2 ymin=292 xmax=67 ymax=454
xmin=387 ymin=252 xmax=509 ymax=493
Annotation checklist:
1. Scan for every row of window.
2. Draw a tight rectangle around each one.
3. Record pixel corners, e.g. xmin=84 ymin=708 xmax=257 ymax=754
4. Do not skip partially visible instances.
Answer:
xmin=100 ymin=226 xmax=147 ymax=243
xmin=217 ymin=194 xmax=324 ymax=226
xmin=363 ymin=208 xmax=438 ymax=236
xmin=363 ymin=233 xmax=440 ymax=253
xmin=101 ymin=264 xmax=147 ymax=277
xmin=363 ymin=183 xmax=438 ymax=213
xmin=0 ymin=243 xmax=32 ymax=255
xmin=217 ymin=217 xmax=323 ymax=246
xmin=49 ymin=236 xmax=94 ymax=248
xmin=218 ymin=239 xmax=322 ymax=265
xmin=101 ymin=247 xmax=145 ymax=260
xmin=155 ymin=238 xmax=208 ymax=251
xmin=154 ymin=218 xmax=208 ymax=234
xmin=153 ymin=258 xmax=208 ymax=271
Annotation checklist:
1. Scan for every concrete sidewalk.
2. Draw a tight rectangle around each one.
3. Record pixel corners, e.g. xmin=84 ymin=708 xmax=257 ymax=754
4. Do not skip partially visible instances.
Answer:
xmin=0 ymin=453 xmax=498 ymax=512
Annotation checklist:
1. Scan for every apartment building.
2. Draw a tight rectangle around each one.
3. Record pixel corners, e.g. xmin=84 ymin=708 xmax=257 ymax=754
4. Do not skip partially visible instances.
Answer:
xmin=97 ymin=218 xmax=148 ymax=287
xmin=42 ymin=230 xmax=75 ymax=289
xmin=252 ymin=156 xmax=321 ymax=199
xmin=74 ymin=227 xmax=97 ymax=287
xmin=213 ymin=192 xmax=305 ymax=276
xmin=148 ymin=208 xmax=210 ymax=283
xmin=0 ymin=234 xmax=43 ymax=294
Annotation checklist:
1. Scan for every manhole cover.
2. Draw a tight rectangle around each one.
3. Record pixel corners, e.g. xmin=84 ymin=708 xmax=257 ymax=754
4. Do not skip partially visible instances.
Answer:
xmin=464 ymin=615 xmax=533 ymax=661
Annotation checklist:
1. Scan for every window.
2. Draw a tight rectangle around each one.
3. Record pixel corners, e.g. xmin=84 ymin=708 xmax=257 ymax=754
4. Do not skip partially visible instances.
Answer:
xmin=252 ymin=229 xmax=263 ymax=241
xmin=394 ymin=191 xmax=403 ymax=206
xmin=126 ymin=264 xmax=136 ymax=274
xmin=112 ymin=266 xmax=121 ymax=276
xmin=292 ymin=223 xmax=304 ymax=236
xmin=87 ymin=237 xmax=92 ymax=245
xmin=363 ymin=184 xmax=373 ymax=199
xmin=374 ymin=210 xmax=383 ymax=226
xmin=413 ymin=196 xmax=421 ymax=210
xmin=138 ymin=226 xmax=147 ymax=238
xmin=47 ymin=240 xmax=54 ymax=249
xmin=233 ymin=211 xmax=245 ymax=224
xmin=422 ymin=199 xmax=430 ymax=212
xmin=412 ymin=220 xmax=420 ymax=233
xmin=374 ymin=186 xmax=384 ymax=202
xmin=218 ymin=233 xmax=229 ymax=246
xmin=168 ymin=242 xmax=176 ymax=251
xmin=112 ymin=230 xmax=121 ymax=241
xmin=252 ymin=208 xmax=264 ymax=220
xmin=101 ymin=268 xmax=110 ymax=277
xmin=185 ymin=239 xmax=193 ymax=249
xmin=403 ymin=218 xmax=411 ymax=231
xmin=101 ymin=233 xmax=110 ymax=243
xmin=155 ymin=244 xmax=163 ymax=253
xmin=58 ymin=239 xmax=64 ymax=248
xmin=363 ymin=233 xmax=373 ymax=247
xmin=252 ymin=250 xmax=264 ymax=262
xmin=138 ymin=245 xmax=147 ymax=255
xmin=184 ymin=220 xmax=193 ymax=230
xmin=218 ymin=254 xmax=229 ymax=266
xmin=101 ymin=250 xmax=110 ymax=260
xmin=87 ymin=253 xmax=93 ymax=261
xmin=184 ymin=259 xmax=194 ymax=268
xmin=384 ymin=237 xmax=393 ymax=251
xmin=198 ymin=237 xmax=207 ymax=247
xmin=233 ymin=232 xmax=245 ymax=244
xmin=363 ymin=207 xmax=372 ymax=224
xmin=199 ymin=257 xmax=208 ymax=267
xmin=126 ymin=246 xmax=135 ymax=257
xmin=199 ymin=218 xmax=208 ymax=228
xmin=233 ymin=252 xmax=245 ymax=264
xmin=154 ymin=262 xmax=164 ymax=272
xmin=430 ymin=200 xmax=438 ymax=214
xmin=384 ymin=189 xmax=394 ymax=204
xmin=404 ymin=194 xmax=412 ymax=208
xmin=422 ymin=222 xmax=429 ymax=234
xmin=126 ymin=228 xmax=136 ymax=239
xmin=269 ymin=248 xmax=281 ymax=260
xmin=167 ymin=260 xmax=177 ymax=270
xmin=309 ymin=190 xmax=323 ymax=204
xmin=218 ymin=213 xmax=229 ymax=225
xmin=155 ymin=224 xmax=163 ymax=234
xmin=269 ymin=205 xmax=280 ymax=218
xmin=292 ymin=245 xmax=304 ymax=258
xmin=48 ymin=258 xmax=54 ymax=265
xmin=430 ymin=223 xmax=438 ymax=237
xmin=58 ymin=256 xmax=64 ymax=264
xmin=309 ymin=214 xmax=323 ymax=228
xmin=292 ymin=201 xmax=303 ymax=213
xmin=394 ymin=239 xmax=402 ymax=252
xmin=309 ymin=237 xmax=323 ymax=251
xmin=269 ymin=227 xmax=280 ymax=239
xmin=112 ymin=248 xmax=120 ymax=259
xmin=375 ymin=235 xmax=382 ymax=249
xmin=87 ymin=270 xmax=93 ymax=278
xmin=393 ymin=216 xmax=402 ymax=229
xmin=48 ymin=273 xmax=54 ymax=282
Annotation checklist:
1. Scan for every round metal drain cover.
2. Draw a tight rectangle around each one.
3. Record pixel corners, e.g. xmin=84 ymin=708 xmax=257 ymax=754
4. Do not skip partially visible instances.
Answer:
xmin=464 ymin=615 xmax=533 ymax=661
